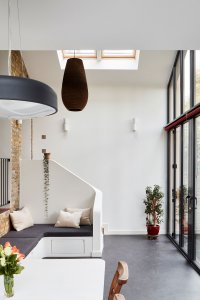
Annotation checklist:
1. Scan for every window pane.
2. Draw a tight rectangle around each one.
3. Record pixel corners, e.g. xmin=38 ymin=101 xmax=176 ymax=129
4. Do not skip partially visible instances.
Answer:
xmin=175 ymin=126 xmax=181 ymax=241
xmin=195 ymin=50 xmax=200 ymax=105
xmin=169 ymin=130 xmax=174 ymax=236
xmin=176 ymin=56 xmax=181 ymax=117
xmin=63 ymin=50 xmax=96 ymax=58
xmin=183 ymin=122 xmax=189 ymax=252
xmin=169 ymin=78 xmax=174 ymax=122
xmin=195 ymin=117 xmax=200 ymax=266
xmin=102 ymin=50 xmax=136 ymax=58
xmin=183 ymin=51 xmax=190 ymax=112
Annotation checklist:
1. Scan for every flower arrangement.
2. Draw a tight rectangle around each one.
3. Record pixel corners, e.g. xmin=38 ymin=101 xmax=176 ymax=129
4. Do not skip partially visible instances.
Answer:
xmin=0 ymin=242 xmax=25 ymax=297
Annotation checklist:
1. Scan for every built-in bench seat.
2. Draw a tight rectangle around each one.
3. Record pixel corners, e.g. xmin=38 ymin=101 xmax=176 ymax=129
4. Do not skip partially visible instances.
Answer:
xmin=0 ymin=237 xmax=41 ymax=256
xmin=3 ymin=224 xmax=93 ymax=238
xmin=0 ymin=224 xmax=93 ymax=257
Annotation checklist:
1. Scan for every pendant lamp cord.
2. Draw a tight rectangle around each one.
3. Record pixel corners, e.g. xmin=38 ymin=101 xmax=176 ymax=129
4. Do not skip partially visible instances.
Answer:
xmin=7 ymin=0 xmax=23 ymax=75
xmin=17 ymin=0 xmax=22 ymax=52
xmin=17 ymin=0 xmax=23 ymax=75
xmin=8 ymin=0 xmax=11 ymax=75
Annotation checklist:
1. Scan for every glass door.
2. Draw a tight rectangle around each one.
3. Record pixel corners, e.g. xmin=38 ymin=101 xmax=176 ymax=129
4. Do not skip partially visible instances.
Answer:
xmin=182 ymin=122 xmax=189 ymax=252
xmin=169 ymin=130 xmax=175 ymax=237
xmin=195 ymin=117 xmax=200 ymax=266
xmin=175 ymin=126 xmax=181 ymax=243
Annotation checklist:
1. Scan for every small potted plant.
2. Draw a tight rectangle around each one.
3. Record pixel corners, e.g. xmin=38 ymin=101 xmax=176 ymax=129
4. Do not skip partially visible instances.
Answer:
xmin=144 ymin=185 xmax=164 ymax=239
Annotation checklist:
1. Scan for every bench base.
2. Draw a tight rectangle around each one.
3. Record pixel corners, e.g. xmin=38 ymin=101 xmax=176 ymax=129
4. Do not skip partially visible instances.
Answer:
xmin=28 ymin=237 xmax=93 ymax=258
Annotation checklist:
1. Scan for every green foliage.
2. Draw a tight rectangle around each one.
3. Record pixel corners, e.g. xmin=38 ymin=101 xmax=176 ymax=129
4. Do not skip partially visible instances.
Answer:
xmin=143 ymin=184 xmax=164 ymax=226
xmin=0 ymin=243 xmax=24 ymax=276
xmin=43 ymin=158 xmax=50 ymax=217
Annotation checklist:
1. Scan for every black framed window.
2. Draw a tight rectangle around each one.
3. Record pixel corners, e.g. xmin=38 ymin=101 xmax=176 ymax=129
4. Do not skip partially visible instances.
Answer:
xmin=195 ymin=50 xmax=200 ymax=105
xmin=166 ymin=50 xmax=200 ymax=275
xmin=183 ymin=50 xmax=191 ymax=112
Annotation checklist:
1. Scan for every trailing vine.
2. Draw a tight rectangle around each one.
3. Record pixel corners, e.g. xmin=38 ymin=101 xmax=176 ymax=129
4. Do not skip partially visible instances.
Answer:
xmin=43 ymin=158 xmax=49 ymax=218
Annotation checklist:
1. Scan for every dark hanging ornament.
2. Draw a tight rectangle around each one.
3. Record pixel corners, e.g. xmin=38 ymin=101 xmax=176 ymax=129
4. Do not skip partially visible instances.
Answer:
xmin=61 ymin=58 xmax=88 ymax=111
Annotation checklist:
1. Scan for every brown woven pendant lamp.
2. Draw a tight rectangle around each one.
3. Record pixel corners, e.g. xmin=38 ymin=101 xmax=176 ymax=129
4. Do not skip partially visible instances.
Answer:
xmin=61 ymin=58 xmax=88 ymax=111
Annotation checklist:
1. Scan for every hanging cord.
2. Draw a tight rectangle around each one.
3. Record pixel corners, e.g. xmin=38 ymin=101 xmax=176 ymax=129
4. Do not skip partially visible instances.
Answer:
xmin=8 ymin=0 xmax=24 ymax=76
xmin=17 ymin=0 xmax=22 ymax=52
xmin=74 ymin=49 xmax=75 ymax=58
xmin=17 ymin=0 xmax=23 ymax=75
xmin=8 ymin=0 xmax=11 ymax=75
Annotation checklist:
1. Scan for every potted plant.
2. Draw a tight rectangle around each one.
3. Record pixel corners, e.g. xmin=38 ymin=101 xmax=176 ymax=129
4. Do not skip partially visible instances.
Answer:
xmin=144 ymin=185 xmax=164 ymax=239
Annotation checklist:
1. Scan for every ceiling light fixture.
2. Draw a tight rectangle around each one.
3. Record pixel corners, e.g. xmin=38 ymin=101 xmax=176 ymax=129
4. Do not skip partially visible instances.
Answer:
xmin=0 ymin=0 xmax=57 ymax=120
xmin=61 ymin=50 xmax=88 ymax=111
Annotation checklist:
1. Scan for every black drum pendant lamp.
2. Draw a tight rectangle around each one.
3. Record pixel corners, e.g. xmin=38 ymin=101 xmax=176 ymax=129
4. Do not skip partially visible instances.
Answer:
xmin=0 ymin=0 xmax=58 ymax=120
xmin=0 ymin=75 xmax=57 ymax=119
xmin=61 ymin=58 xmax=88 ymax=111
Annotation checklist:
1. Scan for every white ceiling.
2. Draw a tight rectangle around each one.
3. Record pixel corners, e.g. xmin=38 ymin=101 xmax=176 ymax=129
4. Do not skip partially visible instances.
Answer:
xmin=0 ymin=0 xmax=200 ymax=50
xmin=21 ymin=50 xmax=176 ymax=87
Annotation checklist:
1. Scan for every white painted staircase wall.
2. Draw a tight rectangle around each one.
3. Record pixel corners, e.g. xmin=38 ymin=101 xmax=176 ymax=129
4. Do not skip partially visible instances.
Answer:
xmin=20 ymin=160 xmax=103 ymax=257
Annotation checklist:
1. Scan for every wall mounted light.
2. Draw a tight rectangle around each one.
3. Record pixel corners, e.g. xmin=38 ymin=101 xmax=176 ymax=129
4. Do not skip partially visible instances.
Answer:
xmin=132 ymin=118 xmax=137 ymax=131
xmin=63 ymin=118 xmax=69 ymax=132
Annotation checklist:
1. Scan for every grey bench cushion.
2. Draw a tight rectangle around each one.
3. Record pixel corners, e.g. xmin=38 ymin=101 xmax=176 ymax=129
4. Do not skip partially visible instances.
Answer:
xmin=0 ymin=237 xmax=40 ymax=256
xmin=0 ymin=224 xmax=93 ymax=256
xmin=4 ymin=224 xmax=93 ymax=238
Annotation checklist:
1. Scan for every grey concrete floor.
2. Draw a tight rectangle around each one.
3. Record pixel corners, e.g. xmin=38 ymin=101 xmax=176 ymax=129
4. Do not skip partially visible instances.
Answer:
xmin=102 ymin=235 xmax=200 ymax=300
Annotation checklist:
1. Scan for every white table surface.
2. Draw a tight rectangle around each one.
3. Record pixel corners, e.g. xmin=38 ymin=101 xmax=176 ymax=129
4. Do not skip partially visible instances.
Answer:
xmin=0 ymin=259 xmax=105 ymax=300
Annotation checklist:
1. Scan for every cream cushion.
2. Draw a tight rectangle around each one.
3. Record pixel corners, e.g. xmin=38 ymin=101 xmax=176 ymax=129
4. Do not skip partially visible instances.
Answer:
xmin=65 ymin=208 xmax=91 ymax=225
xmin=10 ymin=207 xmax=34 ymax=231
xmin=55 ymin=210 xmax=82 ymax=228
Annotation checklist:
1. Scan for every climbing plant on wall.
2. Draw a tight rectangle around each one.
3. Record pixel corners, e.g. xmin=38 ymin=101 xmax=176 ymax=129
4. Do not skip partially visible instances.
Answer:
xmin=43 ymin=156 xmax=50 ymax=217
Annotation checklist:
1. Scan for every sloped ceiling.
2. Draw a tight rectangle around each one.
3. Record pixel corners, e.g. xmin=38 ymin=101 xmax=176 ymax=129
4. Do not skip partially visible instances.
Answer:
xmin=21 ymin=50 xmax=176 ymax=87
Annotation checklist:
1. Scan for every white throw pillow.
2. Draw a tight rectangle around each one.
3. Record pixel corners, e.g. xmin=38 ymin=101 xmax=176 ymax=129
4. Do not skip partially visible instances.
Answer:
xmin=65 ymin=208 xmax=91 ymax=225
xmin=10 ymin=207 xmax=34 ymax=231
xmin=55 ymin=210 xmax=82 ymax=228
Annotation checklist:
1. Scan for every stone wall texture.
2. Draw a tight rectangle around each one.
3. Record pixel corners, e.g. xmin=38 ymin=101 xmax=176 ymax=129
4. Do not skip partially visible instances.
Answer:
xmin=0 ymin=210 xmax=10 ymax=237
xmin=10 ymin=120 xmax=22 ymax=211
xmin=9 ymin=51 xmax=28 ymax=211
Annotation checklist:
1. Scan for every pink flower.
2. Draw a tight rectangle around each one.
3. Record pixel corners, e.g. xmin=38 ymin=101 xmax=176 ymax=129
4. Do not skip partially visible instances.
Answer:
xmin=12 ymin=246 xmax=20 ymax=254
xmin=17 ymin=253 xmax=25 ymax=261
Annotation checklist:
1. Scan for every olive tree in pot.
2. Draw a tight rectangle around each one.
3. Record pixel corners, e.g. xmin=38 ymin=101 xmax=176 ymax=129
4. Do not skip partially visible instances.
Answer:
xmin=144 ymin=185 xmax=164 ymax=239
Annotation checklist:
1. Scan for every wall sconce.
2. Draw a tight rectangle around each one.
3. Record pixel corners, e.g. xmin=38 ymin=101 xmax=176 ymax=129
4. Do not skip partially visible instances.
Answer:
xmin=132 ymin=118 xmax=137 ymax=131
xmin=63 ymin=118 xmax=69 ymax=132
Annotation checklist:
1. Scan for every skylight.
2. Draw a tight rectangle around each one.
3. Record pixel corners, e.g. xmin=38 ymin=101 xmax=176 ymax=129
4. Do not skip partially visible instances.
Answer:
xmin=101 ymin=50 xmax=136 ymax=58
xmin=57 ymin=50 xmax=140 ymax=70
xmin=63 ymin=50 xmax=97 ymax=59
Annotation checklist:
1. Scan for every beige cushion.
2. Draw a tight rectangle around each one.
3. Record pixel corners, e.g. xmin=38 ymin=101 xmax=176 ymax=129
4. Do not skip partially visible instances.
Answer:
xmin=65 ymin=208 xmax=91 ymax=225
xmin=10 ymin=207 xmax=34 ymax=231
xmin=55 ymin=210 xmax=82 ymax=228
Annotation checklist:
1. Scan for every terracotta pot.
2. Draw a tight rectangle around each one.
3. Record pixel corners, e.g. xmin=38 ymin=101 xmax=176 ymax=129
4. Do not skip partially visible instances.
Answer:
xmin=43 ymin=153 xmax=51 ymax=160
xmin=147 ymin=225 xmax=160 ymax=236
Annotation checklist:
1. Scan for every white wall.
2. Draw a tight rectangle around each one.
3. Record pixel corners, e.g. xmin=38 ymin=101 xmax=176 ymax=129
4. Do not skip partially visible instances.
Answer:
xmin=20 ymin=160 xmax=96 ymax=224
xmin=22 ymin=85 xmax=167 ymax=234
xmin=0 ymin=51 xmax=10 ymax=158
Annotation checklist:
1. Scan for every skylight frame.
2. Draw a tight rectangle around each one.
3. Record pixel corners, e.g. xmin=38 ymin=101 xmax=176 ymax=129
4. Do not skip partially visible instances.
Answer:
xmin=101 ymin=50 xmax=136 ymax=59
xmin=62 ymin=50 xmax=97 ymax=59
xmin=57 ymin=50 xmax=140 ymax=70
